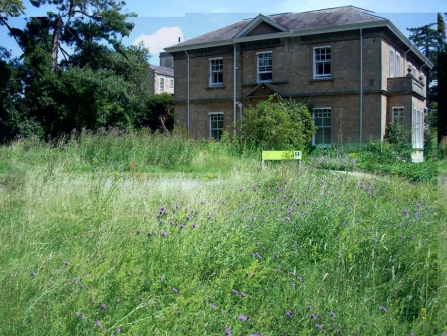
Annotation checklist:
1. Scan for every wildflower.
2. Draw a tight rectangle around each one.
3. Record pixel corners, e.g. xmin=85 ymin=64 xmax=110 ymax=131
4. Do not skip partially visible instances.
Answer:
xmin=232 ymin=289 xmax=239 ymax=295
xmin=307 ymin=305 xmax=312 ymax=311
xmin=161 ymin=231 xmax=167 ymax=236
xmin=316 ymin=324 xmax=323 ymax=329
xmin=422 ymin=316 xmax=428 ymax=321
xmin=225 ymin=328 xmax=232 ymax=335
xmin=192 ymin=223 xmax=198 ymax=228
xmin=255 ymin=252 xmax=262 ymax=258
xmin=285 ymin=310 xmax=292 ymax=318
xmin=274 ymin=253 xmax=279 ymax=259
xmin=100 ymin=303 xmax=107 ymax=310
xmin=179 ymin=224 xmax=185 ymax=229
xmin=239 ymin=188 xmax=244 ymax=192
xmin=238 ymin=315 xmax=247 ymax=322
xmin=208 ymin=215 xmax=214 ymax=221
xmin=116 ymin=328 xmax=121 ymax=333
xmin=402 ymin=209 xmax=409 ymax=215
xmin=408 ymin=334 xmax=416 ymax=336
xmin=379 ymin=306 xmax=388 ymax=312
xmin=30 ymin=272 xmax=36 ymax=276
xmin=75 ymin=312 xmax=84 ymax=318
xmin=64 ymin=261 xmax=71 ymax=265
xmin=159 ymin=206 xmax=167 ymax=214
xmin=311 ymin=313 xmax=317 ymax=320
xmin=373 ymin=238 xmax=378 ymax=243
xmin=240 ymin=292 xmax=247 ymax=297
xmin=95 ymin=320 xmax=101 ymax=327
xmin=136 ymin=230 xmax=141 ymax=235
xmin=291 ymin=283 xmax=295 ymax=288
xmin=421 ymin=307 xmax=427 ymax=314
xmin=400 ymin=235 xmax=405 ymax=240
xmin=330 ymin=311 xmax=337 ymax=317
xmin=172 ymin=287 xmax=178 ymax=293
xmin=210 ymin=304 xmax=217 ymax=309
xmin=297 ymin=276 xmax=302 ymax=282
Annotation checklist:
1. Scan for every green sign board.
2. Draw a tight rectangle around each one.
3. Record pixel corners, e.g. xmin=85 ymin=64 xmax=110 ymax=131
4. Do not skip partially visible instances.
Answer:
xmin=261 ymin=151 xmax=302 ymax=160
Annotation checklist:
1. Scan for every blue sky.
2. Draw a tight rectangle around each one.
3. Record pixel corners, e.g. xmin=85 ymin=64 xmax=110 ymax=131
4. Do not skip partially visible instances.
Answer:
xmin=1 ymin=0 xmax=444 ymax=65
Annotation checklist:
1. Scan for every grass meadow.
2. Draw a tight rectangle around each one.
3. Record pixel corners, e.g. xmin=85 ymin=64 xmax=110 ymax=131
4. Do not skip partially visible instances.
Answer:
xmin=0 ymin=130 xmax=441 ymax=335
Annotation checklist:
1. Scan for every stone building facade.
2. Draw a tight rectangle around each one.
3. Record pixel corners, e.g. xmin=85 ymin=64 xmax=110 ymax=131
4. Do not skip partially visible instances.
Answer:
xmin=164 ymin=6 xmax=432 ymax=161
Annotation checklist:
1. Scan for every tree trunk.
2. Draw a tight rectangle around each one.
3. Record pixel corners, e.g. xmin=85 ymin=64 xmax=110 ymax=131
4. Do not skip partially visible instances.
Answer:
xmin=51 ymin=15 xmax=62 ymax=72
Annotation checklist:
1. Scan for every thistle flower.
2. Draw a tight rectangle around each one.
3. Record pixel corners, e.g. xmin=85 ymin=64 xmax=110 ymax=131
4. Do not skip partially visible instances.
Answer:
xmin=64 ymin=261 xmax=71 ymax=265
xmin=135 ymin=230 xmax=141 ymax=235
xmin=379 ymin=306 xmax=388 ymax=312
xmin=285 ymin=310 xmax=292 ymax=318
xmin=172 ymin=287 xmax=178 ymax=293
xmin=330 ymin=311 xmax=336 ymax=317
xmin=316 ymin=324 xmax=323 ymax=329
xmin=100 ymin=303 xmax=107 ymax=310
xmin=311 ymin=313 xmax=317 ymax=320
xmin=238 ymin=315 xmax=247 ymax=322
xmin=161 ymin=231 xmax=167 ymax=236
xmin=95 ymin=320 xmax=101 ymax=327
xmin=210 ymin=303 xmax=217 ymax=309
xmin=232 ymin=289 xmax=239 ymax=295
xmin=225 ymin=328 xmax=232 ymax=335
xmin=240 ymin=292 xmax=247 ymax=297
xmin=30 ymin=272 xmax=36 ymax=276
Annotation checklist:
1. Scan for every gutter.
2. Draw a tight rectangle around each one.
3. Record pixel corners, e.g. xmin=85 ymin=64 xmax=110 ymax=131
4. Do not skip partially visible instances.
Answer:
xmin=233 ymin=44 xmax=237 ymax=134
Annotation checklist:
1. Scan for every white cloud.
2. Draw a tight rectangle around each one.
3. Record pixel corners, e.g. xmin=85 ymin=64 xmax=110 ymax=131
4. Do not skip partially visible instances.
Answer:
xmin=132 ymin=26 xmax=184 ymax=58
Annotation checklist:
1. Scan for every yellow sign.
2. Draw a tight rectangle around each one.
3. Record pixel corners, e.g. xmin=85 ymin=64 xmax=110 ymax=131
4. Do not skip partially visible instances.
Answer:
xmin=261 ymin=151 xmax=302 ymax=160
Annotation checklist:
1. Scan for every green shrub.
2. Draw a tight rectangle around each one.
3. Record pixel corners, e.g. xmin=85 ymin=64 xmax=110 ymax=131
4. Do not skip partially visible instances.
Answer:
xmin=241 ymin=94 xmax=316 ymax=150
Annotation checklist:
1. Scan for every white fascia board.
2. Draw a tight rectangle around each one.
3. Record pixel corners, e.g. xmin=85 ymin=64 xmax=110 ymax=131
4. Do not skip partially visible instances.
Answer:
xmin=233 ymin=14 xmax=289 ymax=38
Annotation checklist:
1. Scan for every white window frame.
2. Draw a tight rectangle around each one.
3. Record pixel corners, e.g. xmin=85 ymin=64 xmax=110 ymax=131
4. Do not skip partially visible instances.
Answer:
xmin=257 ymin=51 xmax=272 ymax=82
xmin=312 ymin=108 xmax=332 ymax=146
xmin=412 ymin=107 xmax=424 ymax=149
xmin=169 ymin=78 xmax=174 ymax=88
xmin=160 ymin=77 xmax=165 ymax=92
xmin=396 ymin=52 xmax=401 ymax=77
xmin=209 ymin=112 xmax=224 ymax=141
xmin=392 ymin=106 xmax=404 ymax=124
xmin=390 ymin=48 xmax=395 ymax=78
xmin=313 ymin=46 xmax=331 ymax=79
xmin=209 ymin=58 xmax=223 ymax=86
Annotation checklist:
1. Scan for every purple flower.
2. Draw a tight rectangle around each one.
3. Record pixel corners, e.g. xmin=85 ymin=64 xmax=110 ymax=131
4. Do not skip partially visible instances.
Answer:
xmin=330 ymin=311 xmax=336 ymax=317
xmin=232 ymin=289 xmax=239 ymax=295
xmin=285 ymin=310 xmax=292 ymax=318
xmin=379 ymin=306 xmax=388 ymax=312
xmin=255 ymin=252 xmax=262 ymax=258
xmin=75 ymin=312 xmax=84 ymax=318
xmin=240 ymin=292 xmax=247 ymax=297
xmin=135 ymin=230 xmax=141 ymax=235
xmin=297 ymin=276 xmax=302 ymax=282
xmin=373 ymin=238 xmax=378 ymax=243
xmin=402 ymin=209 xmax=409 ymax=215
xmin=116 ymin=328 xmax=121 ymax=333
xmin=210 ymin=303 xmax=217 ymax=309
xmin=100 ymin=303 xmax=107 ymax=310
xmin=307 ymin=305 xmax=312 ymax=311
xmin=172 ymin=287 xmax=178 ymax=293
xmin=64 ymin=261 xmax=71 ymax=265
xmin=179 ymin=224 xmax=185 ymax=229
xmin=95 ymin=320 xmax=101 ymax=327
xmin=311 ymin=313 xmax=317 ymax=320
xmin=400 ymin=235 xmax=405 ymax=240
xmin=290 ymin=283 xmax=295 ymax=288
xmin=316 ymin=324 xmax=323 ymax=329
xmin=192 ymin=223 xmax=198 ymax=228
xmin=208 ymin=215 xmax=214 ymax=221
xmin=238 ymin=315 xmax=247 ymax=322
xmin=30 ymin=272 xmax=36 ymax=276
xmin=159 ymin=206 xmax=167 ymax=214
xmin=161 ymin=231 xmax=167 ymax=236
xmin=225 ymin=328 xmax=232 ymax=335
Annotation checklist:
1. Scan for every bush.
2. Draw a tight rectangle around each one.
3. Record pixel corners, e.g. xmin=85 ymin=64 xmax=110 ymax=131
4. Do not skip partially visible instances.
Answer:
xmin=241 ymin=94 xmax=316 ymax=150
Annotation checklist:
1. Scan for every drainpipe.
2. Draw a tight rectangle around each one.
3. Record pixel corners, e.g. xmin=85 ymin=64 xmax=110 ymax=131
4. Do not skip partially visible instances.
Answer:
xmin=404 ymin=45 xmax=412 ymax=68
xmin=233 ymin=44 xmax=237 ymax=135
xmin=184 ymin=50 xmax=190 ymax=134
xmin=359 ymin=25 xmax=363 ymax=142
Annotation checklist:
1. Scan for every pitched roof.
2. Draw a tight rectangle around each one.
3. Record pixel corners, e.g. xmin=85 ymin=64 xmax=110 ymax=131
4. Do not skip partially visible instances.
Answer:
xmin=166 ymin=6 xmax=385 ymax=49
xmin=150 ymin=65 xmax=174 ymax=77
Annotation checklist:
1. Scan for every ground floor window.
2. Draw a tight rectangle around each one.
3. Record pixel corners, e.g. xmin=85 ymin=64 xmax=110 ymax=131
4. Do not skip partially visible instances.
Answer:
xmin=313 ymin=108 xmax=331 ymax=146
xmin=209 ymin=113 xmax=224 ymax=141
xmin=392 ymin=106 xmax=404 ymax=124
xmin=412 ymin=108 xmax=424 ymax=149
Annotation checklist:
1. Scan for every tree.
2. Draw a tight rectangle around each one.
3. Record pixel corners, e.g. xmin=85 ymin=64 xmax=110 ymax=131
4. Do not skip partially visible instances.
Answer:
xmin=241 ymin=94 xmax=316 ymax=150
xmin=0 ymin=0 xmax=25 ymax=16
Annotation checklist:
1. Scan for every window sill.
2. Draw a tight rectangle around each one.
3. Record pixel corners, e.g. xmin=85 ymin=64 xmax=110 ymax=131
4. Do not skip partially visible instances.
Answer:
xmin=242 ymin=80 xmax=289 ymax=86
xmin=206 ymin=85 xmax=226 ymax=90
xmin=310 ymin=78 xmax=334 ymax=84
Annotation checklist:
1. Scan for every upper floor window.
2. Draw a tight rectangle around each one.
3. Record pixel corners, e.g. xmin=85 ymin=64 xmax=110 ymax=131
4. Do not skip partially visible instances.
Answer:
xmin=314 ymin=46 xmax=331 ymax=79
xmin=392 ymin=106 xmax=404 ymax=124
xmin=389 ymin=47 xmax=401 ymax=78
xmin=257 ymin=52 xmax=272 ymax=82
xmin=313 ymin=108 xmax=331 ymax=146
xmin=169 ymin=78 xmax=174 ymax=88
xmin=209 ymin=58 xmax=223 ymax=86
xmin=160 ymin=77 xmax=165 ymax=92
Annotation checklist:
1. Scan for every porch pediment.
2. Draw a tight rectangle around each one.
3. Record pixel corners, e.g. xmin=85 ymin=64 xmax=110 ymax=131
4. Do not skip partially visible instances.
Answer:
xmin=245 ymin=82 xmax=288 ymax=97
xmin=233 ymin=14 xmax=289 ymax=38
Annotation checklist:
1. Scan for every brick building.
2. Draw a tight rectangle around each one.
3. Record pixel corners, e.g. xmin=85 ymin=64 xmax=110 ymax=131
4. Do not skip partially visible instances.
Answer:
xmin=164 ymin=6 xmax=433 ymax=161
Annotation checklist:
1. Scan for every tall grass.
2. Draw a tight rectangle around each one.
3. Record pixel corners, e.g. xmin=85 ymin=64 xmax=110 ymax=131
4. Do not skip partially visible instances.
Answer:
xmin=0 ymin=131 xmax=439 ymax=335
